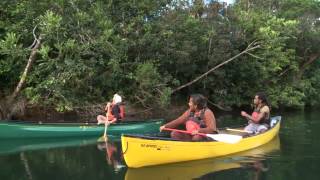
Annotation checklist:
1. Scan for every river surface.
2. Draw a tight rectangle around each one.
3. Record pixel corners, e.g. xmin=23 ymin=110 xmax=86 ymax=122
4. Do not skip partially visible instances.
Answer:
xmin=0 ymin=110 xmax=319 ymax=180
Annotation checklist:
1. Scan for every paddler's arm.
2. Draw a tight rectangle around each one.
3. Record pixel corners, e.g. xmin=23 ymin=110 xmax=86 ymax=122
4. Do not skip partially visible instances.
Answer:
xmin=241 ymin=111 xmax=252 ymax=121
xmin=160 ymin=110 xmax=189 ymax=131
xmin=197 ymin=109 xmax=216 ymax=134
xmin=241 ymin=108 xmax=268 ymax=123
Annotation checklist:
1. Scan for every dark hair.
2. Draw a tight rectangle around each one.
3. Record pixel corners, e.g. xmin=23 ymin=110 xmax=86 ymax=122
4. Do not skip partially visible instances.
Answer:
xmin=256 ymin=92 xmax=270 ymax=107
xmin=190 ymin=94 xmax=207 ymax=110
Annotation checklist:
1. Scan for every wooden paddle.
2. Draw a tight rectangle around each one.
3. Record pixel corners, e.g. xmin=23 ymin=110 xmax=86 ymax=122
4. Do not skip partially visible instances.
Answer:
xmin=103 ymin=106 xmax=111 ymax=140
xmin=226 ymin=128 xmax=253 ymax=134
xmin=163 ymin=128 xmax=242 ymax=144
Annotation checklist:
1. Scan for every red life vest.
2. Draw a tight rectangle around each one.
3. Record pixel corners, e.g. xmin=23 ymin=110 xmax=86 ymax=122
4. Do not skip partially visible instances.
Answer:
xmin=251 ymin=111 xmax=259 ymax=121
xmin=119 ymin=105 xmax=125 ymax=119
xmin=185 ymin=109 xmax=206 ymax=132
xmin=106 ymin=104 xmax=125 ymax=121
xmin=186 ymin=120 xmax=200 ymax=132
xmin=252 ymin=106 xmax=270 ymax=124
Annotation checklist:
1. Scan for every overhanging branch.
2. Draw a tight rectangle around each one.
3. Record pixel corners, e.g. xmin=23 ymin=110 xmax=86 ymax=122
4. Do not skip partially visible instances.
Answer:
xmin=172 ymin=41 xmax=261 ymax=93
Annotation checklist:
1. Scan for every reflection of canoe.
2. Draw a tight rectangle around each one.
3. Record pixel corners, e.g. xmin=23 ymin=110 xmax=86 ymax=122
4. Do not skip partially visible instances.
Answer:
xmin=122 ymin=116 xmax=281 ymax=168
xmin=0 ymin=119 xmax=164 ymax=139
xmin=0 ymin=137 xmax=98 ymax=155
xmin=125 ymin=136 xmax=280 ymax=180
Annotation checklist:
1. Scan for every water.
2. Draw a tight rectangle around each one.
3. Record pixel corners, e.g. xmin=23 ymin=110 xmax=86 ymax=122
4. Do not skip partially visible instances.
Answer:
xmin=0 ymin=111 xmax=319 ymax=180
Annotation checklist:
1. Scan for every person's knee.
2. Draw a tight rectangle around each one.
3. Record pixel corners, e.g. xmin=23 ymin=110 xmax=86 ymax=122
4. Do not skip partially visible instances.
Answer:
xmin=244 ymin=125 xmax=252 ymax=132
xmin=97 ymin=115 xmax=104 ymax=120
xmin=259 ymin=129 xmax=267 ymax=133
xmin=97 ymin=115 xmax=107 ymax=124
xmin=170 ymin=131 xmax=179 ymax=139
xmin=192 ymin=135 xmax=204 ymax=141
xmin=258 ymin=126 xmax=268 ymax=133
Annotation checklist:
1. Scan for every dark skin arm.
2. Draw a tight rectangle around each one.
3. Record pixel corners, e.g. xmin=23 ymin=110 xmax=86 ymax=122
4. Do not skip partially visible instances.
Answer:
xmin=241 ymin=106 xmax=269 ymax=123
xmin=159 ymin=110 xmax=189 ymax=131
xmin=196 ymin=109 xmax=216 ymax=134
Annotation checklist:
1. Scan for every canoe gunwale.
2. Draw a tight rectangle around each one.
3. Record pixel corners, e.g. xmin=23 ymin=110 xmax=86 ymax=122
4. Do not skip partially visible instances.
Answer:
xmin=1 ymin=118 xmax=164 ymax=126
xmin=0 ymin=118 xmax=164 ymax=139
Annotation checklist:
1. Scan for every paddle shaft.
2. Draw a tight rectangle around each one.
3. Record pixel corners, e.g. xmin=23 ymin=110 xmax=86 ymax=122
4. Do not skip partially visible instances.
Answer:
xmin=163 ymin=127 xmax=243 ymax=144
xmin=103 ymin=105 xmax=111 ymax=137
xmin=226 ymin=128 xmax=253 ymax=134
xmin=163 ymin=128 xmax=207 ymax=137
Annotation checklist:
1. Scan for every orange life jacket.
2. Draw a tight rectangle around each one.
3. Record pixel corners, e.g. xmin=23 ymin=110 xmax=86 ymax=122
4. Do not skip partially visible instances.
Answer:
xmin=119 ymin=105 xmax=125 ymax=119
xmin=185 ymin=109 xmax=206 ymax=132
xmin=252 ymin=106 xmax=270 ymax=124
xmin=106 ymin=103 xmax=125 ymax=121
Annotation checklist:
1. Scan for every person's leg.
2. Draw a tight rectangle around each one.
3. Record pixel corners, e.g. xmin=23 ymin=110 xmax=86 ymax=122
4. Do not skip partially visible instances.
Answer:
xmin=244 ymin=123 xmax=259 ymax=134
xmin=97 ymin=115 xmax=107 ymax=125
xmin=191 ymin=134 xmax=207 ymax=141
xmin=170 ymin=131 xmax=192 ymax=141
xmin=257 ymin=125 xmax=268 ymax=133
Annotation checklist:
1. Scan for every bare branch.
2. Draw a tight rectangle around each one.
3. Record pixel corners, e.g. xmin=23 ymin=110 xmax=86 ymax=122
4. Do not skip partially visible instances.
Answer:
xmin=207 ymin=99 xmax=232 ymax=111
xmin=28 ymin=25 xmax=39 ymax=49
xmin=32 ymin=25 xmax=38 ymax=41
xmin=134 ymin=95 xmax=148 ymax=108
xmin=155 ymin=88 xmax=163 ymax=95
xmin=278 ymin=67 xmax=291 ymax=77
xmin=172 ymin=41 xmax=261 ymax=93
xmin=28 ymin=39 xmax=37 ymax=49
xmin=245 ymin=52 xmax=264 ymax=60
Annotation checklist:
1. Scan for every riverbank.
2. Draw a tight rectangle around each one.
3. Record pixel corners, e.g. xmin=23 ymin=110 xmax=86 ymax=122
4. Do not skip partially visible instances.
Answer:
xmin=7 ymin=96 xmax=313 ymax=123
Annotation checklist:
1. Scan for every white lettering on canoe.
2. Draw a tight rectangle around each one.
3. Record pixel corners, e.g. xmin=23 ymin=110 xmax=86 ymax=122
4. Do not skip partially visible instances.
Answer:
xmin=140 ymin=144 xmax=170 ymax=151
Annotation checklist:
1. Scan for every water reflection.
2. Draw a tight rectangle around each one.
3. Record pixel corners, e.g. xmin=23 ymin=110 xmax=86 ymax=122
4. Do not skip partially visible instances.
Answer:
xmin=1 ymin=111 xmax=319 ymax=179
xmin=97 ymin=139 xmax=125 ymax=172
xmin=125 ymin=136 xmax=280 ymax=180
xmin=0 ymin=137 xmax=98 ymax=155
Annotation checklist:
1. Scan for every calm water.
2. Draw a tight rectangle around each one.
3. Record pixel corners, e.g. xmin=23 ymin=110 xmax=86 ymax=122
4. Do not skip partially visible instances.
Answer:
xmin=0 ymin=110 xmax=319 ymax=180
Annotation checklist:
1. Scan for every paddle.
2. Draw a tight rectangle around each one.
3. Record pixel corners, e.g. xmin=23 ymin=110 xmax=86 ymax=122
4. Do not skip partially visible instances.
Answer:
xmin=226 ymin=128 xmax=253 ymax=134
xmin=163 ymin=127 xmax=242 ymax=144
xmin=103 ymin=103 xmax=111 ymax=140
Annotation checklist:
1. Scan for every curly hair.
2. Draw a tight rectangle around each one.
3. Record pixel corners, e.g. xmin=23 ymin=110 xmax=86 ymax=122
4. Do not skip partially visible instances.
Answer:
xmin=189 ymin=94 xmax=207 ymax=110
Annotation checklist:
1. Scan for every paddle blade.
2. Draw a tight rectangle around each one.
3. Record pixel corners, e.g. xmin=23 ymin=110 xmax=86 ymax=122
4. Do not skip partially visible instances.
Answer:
xmin=97 ymin=135 xmax=108 ymax=142
xmin=206 ymin=134 xmax=242 ymax=144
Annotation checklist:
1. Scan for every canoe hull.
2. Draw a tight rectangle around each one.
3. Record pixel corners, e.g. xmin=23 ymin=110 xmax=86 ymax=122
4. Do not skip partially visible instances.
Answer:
xmin=125 ymin=136 xmax=280 ymax=180
xmin=0 ymin=119 xmax=164 ymax=139
xmin=122 ymin=116 xmax=281 ymax=168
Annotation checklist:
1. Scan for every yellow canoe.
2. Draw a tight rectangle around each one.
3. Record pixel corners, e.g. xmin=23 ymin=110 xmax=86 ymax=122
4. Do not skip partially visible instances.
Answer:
xmin=121 ymin=116 xmax=281 ymax=168
xmin=125 ymin=136 xmax=280 ymax=180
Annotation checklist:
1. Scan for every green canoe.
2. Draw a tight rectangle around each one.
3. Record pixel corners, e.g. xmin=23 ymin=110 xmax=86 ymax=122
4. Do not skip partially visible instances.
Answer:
xmin=0 ymin=119 xmax=164 ymax=139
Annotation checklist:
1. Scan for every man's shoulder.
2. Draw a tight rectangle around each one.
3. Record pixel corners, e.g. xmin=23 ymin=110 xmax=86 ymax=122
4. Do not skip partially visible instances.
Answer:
xmin=261 ymin=105 xmax=270 ymax=112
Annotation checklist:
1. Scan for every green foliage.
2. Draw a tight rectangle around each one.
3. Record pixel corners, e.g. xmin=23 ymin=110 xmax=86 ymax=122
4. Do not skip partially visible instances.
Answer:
xmin=0 ymin=0 xmax=319 ymax=116
xmin=133 ymin=62 xmax=172 ymax=107
xmin=135 ymin=62 xmax=161 ymax=89
xmin=38 ymin=11 xmax=62 ymax=35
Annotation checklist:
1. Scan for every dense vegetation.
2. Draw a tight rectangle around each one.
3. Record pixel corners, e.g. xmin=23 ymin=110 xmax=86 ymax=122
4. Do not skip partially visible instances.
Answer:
xmin=0 ymin=0 xmax=319 ymax=120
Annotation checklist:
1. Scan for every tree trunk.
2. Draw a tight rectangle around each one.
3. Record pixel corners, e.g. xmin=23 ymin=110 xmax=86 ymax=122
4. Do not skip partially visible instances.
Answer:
xmin=0 ymin=35 xmax=42 ymax=120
